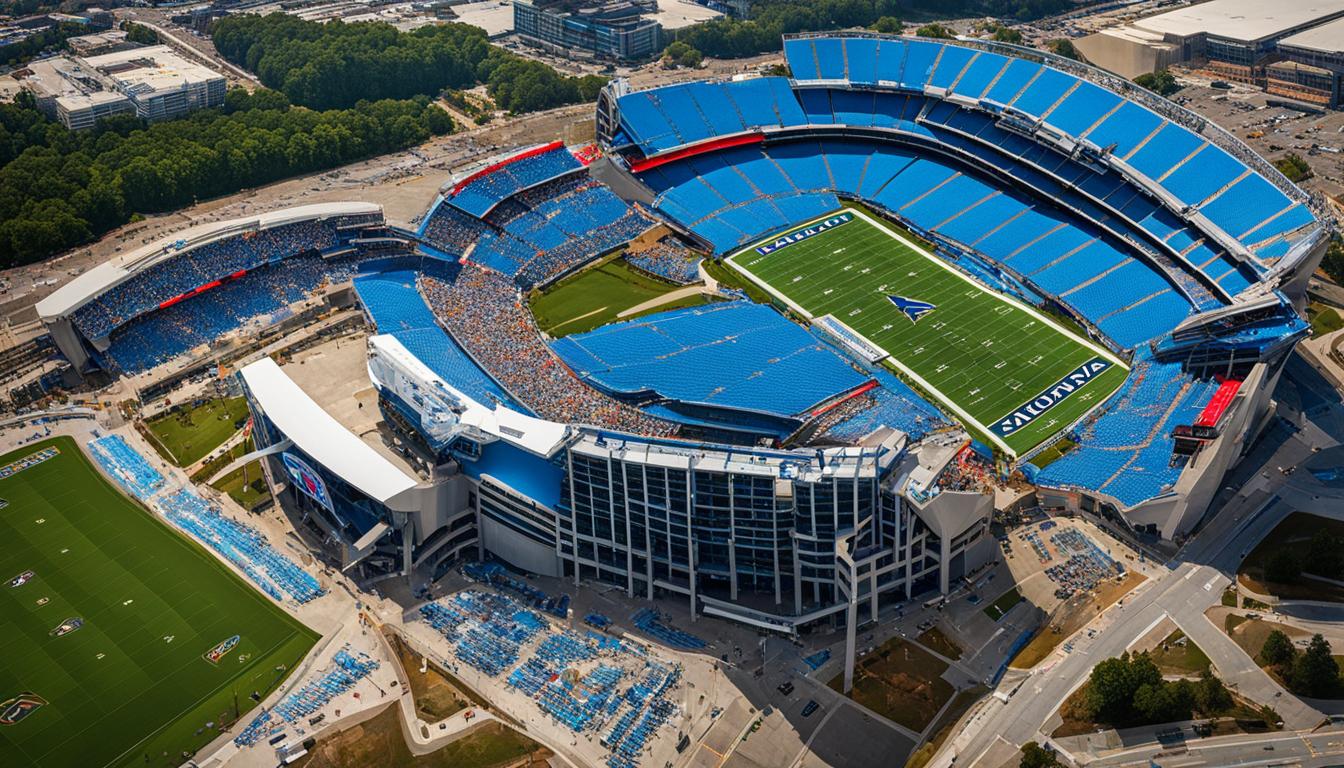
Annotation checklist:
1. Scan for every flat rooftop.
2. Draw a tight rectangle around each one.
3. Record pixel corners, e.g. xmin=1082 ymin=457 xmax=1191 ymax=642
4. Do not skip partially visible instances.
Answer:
xmin=84 ymin=45 xmax=223 ymax=93
xmin=280 ymin=334 xmax=429 ymax=483
xmin=1278 ymin=15 xmax=1344 ymax=53
xmin=1133 ymin=0 xmax=1344 ymax=42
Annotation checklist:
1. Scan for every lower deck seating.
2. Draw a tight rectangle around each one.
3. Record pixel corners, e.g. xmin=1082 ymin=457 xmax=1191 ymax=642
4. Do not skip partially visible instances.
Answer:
xmin=1036 ymin=349 xmax=1218 ymax=507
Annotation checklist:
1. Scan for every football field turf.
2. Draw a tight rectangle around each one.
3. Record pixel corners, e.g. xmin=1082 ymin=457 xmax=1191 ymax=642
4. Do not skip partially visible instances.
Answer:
xmin=728 ymin=207 xmax=1128 ymax=456
xmin=0 ymin=436 xmax=317 ymax=768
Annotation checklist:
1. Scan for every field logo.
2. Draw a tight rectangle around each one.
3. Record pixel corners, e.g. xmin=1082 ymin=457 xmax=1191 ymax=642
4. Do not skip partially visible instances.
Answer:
xmin=8 ymin=570 xmax=33 ymax=588
xmin=887 ymin=295 xmax=937 ymax=323
xmin=992 ymin=358 xmax=1113 ymax=437
xmin=49 ymin=617 xmax=83 ymax=638
xmin=755 ymin=212 xmax=853 ymax=255
xmin=0 ymin=693 xmax=47 ymax=725
xmin=281 ymin=452 xmax=334 ymax=513
xmin=203 ymin=634 xmax=240 ymax=665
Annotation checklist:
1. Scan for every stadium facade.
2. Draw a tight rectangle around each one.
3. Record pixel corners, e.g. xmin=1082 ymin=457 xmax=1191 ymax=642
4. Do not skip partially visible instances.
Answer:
xmin=36 ymin=36 xmax=1330 ymax=658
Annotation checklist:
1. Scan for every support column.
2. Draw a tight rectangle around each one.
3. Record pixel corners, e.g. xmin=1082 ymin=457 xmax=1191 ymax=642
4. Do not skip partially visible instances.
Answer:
xmin=843 ymin=576 xmax=858 ymax=695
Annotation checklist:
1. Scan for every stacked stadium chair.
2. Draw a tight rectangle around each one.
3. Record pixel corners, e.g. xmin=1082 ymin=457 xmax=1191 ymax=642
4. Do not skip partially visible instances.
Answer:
xmin=160 ymin=489 xmax=325 ymax=604
xmin=88 ymin=435 xmax=164 ymax=500
xmin=630 ymin=608 xmax=705 ymax=650
xmin=234 ymin=647 xmax=379 ymax=746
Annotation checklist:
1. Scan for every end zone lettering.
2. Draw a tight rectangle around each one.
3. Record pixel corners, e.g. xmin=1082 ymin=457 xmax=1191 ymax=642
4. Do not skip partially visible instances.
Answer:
xmin=755 ymin=212 xmax=853 ymax=255
xmin=993 ymin=358 xmax=1113 ymax=437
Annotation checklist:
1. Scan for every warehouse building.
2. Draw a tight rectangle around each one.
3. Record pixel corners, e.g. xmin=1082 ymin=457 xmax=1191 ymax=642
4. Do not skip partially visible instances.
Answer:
xmin=19 ymin=44 xmax=226 ymax=129
xmin=1076 ymin=0 xmax=1344 ymax=81
xmin=1272 ymin=18 xmax=1344 ymax=107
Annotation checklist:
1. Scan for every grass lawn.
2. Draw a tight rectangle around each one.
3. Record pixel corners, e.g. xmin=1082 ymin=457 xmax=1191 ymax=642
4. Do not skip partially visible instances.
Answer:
xmin=1149 ymin=630 xmax=1211 ymax=676
xmin=983 ymin=587 xmax=1023 ymax=621
xmin=916 ymin=626 xmax=963 ymax=661
xmin=0 ymin=437 xmax=317 ymax=768
xmin=1239 ymin=512 xmax=1344 ymax=603
xmin=211 ymin=461 xmax=270 ymax=510
xmin=144 ymin=397 xmax=249 ymax=467
xmin=1054 ymin=681 xmax=1276 ymax=738
xmin=1308 ymin=302 xmax=1344 ymax=337
xmin=191 ymin=437 xmax=253 ymax=483
xmin=727 ymin=207 xmax=1127 ymax=456
xmin=291 ymin=706 xmax=548 ymax=768
xmin=1225 ymin=617 xmax=1308 ymax=663
xmin=529 ymin=257 xmax=709 ymax=336
xmin=828 ymin=636 xmax=954 ymax=733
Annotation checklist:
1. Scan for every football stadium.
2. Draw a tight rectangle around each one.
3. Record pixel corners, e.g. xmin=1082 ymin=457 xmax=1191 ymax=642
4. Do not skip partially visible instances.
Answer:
xmin=33 ymin=32 xmax=1328 ymax=680
xmin=0 ymin=438 xmax=317 ymax=768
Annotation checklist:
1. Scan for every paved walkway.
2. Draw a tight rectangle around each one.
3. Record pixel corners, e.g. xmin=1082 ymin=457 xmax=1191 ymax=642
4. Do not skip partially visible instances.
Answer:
xmin=616 ymin=285 xmax=712 ymax=319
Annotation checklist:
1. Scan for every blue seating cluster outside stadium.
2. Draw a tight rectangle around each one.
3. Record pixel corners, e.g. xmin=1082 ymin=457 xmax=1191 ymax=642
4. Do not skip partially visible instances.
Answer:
xmin=234 ymin=646 xmax=380 ymax=747
xmin=87 ymin=435 xmax=325 ymax=605
xmin=417 ymin=586 xmax=683 ymax=767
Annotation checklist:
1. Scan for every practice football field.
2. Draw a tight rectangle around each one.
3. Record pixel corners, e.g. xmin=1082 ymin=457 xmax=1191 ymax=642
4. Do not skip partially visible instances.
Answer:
xmin=0 ymin=437 xmax=317 ymax=768
xmin=728 ymin=207 xmax=1129 ymax=455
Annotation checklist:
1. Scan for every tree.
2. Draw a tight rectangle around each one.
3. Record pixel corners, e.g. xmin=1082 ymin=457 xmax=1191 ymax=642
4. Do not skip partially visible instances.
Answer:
xmin=985 ymin=22 xmax=1023 ymax=44
xmin=1048 ymin=39 xmax=1080 ymax=60
xmin=916 ymin=23 xmax=957 ymax=39
xmin=1133 ymin=69 xmax=1181 ymax=97
xmin=1085 ymin=652 xmax=1162 ymax=723
xmin=1290 ymin=634 xmax=1339 ymax=697
xmin=1273 ymin=152 xmax=1313 ymax=183
xmin=1260 ymin=629 xmax=1297 ymax=670
xmin=0 ymin=90 xmax=454 ymax=267
xmin=1322 ymin=237 xmax=1344 ymax=286
xmin=1192 ymin=672 xmax=1232 ymax=715
xmin=122 ymin=22 xmax=159 ymax=45
xmin=871 ymin=16 xmax=903 ymax=34
xmin=1265 ymin=549 xmax=1302 ymax=584
xmin=211 ymin=15 xmax=603 ymax=113
xmin=663 ymin=40 xmax=703 ymax=68
xmin=1020 ymin=741 xmax=1061 ymax=768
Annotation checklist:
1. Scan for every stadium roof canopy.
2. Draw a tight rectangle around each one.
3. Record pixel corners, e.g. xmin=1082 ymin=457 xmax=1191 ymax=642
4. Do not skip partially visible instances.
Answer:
xmin=36 ymin=201 xmax=382 ymax=322
xmin=1278 ymin=16 xmax=1344 ymax=53
xmin=1132 ymin=0 xmax=1344 ymax=43
xmin=240 ymin=356 xmax=419 ymax=504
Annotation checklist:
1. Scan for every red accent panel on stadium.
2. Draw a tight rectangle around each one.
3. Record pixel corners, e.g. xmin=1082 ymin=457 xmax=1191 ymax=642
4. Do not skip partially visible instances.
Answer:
xmin=156 ymin=270 xmax=248 ymax=310
xmin=451 ymin=140 xmax=567 ymax=195
xmin=1195 ymin=378 xmax=1241 ymax=427
xmin=808 ymin=379 xmax=879 ymax=418
xmin=628 ymin=133 xmax=765 ymax=173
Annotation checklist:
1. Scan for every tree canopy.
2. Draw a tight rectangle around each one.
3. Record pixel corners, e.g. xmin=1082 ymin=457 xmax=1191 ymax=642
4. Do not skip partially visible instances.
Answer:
xmin=1081 ymin=651 xmax=1235 ymax=727
xmin=211 ymin=15 xmax=605 ymax=114
xmin=0 ymin=90 xmax=453 ymax=267
xmin=1134 ymin=69 xmax=1181 ymax=97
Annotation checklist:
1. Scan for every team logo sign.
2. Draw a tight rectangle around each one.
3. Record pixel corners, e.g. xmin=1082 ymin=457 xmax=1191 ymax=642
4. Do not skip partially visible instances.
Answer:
xmin=203 ymin=635 xmax=240 ymax=665
xmin=887 ymin=295 xmax=937 ymax=323
xmin=8 ymin=570 xmax=34 ymax=588
xmin=754 ymin=212 xmax=853 ymax=255
xmin=0 ymin=693 xmax=47 ymax=725
xmin=49 ymin=617 xmax=83 ymax=638
xmin=992 ymin=358 xmax=1113 ymax=437
xmin=281 ymin=452 xmax=333 ymax=513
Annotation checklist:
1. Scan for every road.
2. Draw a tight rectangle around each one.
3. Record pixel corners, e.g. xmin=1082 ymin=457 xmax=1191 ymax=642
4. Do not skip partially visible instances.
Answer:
xmin=933 ymin=403 xmax=1339 ymax=768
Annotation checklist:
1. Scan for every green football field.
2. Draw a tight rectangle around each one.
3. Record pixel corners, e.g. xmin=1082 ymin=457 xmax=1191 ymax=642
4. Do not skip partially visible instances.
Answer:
xmin=0 ymin=436 xmax=317 ymax=768
xmin=728 ymin=207 xmax=1128 ymax=456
